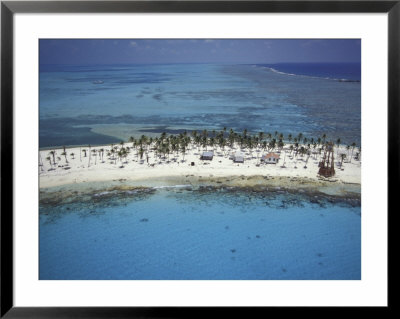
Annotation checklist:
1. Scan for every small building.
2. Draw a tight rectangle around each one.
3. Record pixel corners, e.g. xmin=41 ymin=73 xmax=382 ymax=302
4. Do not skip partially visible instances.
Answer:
xmin=233 ymin=152 xmax=245 ymax=163
xmin=200 ymin=151 xmax=214 ymax=160
xmin=261 ymin=152 xmax=280 ymax=164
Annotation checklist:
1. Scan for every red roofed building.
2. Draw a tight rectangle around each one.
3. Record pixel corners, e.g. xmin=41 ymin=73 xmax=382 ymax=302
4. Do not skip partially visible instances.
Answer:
xmin=261 ymin=152 xmax=280 ymax=164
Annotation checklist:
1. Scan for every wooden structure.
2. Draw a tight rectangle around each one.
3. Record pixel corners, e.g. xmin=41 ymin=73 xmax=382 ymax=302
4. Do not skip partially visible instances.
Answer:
xmin=261 ymin=152 xmax=280 ymax=164
xmin=200 ymin=151 xmax=214 ymax=160
xmin=233 ymin=152 xmax=245 ymax=163
xmin=318 ymin=142 xmax=335 ymax=177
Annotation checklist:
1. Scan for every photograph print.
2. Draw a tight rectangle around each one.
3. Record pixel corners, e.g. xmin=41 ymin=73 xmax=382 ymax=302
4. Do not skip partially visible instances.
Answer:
xmin=39 ymin=39 xmax=361 ymax=280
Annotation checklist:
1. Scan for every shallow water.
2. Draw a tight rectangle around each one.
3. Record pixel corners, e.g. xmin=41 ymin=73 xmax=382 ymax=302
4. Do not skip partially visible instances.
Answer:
xmin=39 ymin=187 xmax=361 ymax=280
xmin=39 ymin=63 xmax=360 ymax=148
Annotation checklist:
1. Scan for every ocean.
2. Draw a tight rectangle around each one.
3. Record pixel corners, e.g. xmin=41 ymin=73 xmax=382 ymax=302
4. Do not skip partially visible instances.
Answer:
xmin=39 ymin=62 xmax=361 ymax=148
xmin=39 ymin=186 xmax=361 ymax=280
xmin=39 ymin=62 xmax=361 ymax=280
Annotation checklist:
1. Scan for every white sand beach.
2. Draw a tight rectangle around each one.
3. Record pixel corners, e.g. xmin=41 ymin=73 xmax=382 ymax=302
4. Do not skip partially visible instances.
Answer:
xmin=39 ymin=142 xmax=361 ymax=193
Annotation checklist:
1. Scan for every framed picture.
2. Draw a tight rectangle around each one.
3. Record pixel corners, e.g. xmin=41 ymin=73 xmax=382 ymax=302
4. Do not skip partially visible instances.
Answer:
xmin=1 ymin=0 xmax=395 ymax=317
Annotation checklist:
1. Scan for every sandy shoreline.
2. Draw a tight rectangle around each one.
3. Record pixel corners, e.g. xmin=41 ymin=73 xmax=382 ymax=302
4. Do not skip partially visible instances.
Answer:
xmin=39 ymin=142 xmax=361 ymax=197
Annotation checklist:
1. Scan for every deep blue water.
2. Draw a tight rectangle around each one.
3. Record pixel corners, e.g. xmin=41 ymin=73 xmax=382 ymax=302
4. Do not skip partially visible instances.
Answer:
xmin=39 ymin=63 xmax=361 ymax=148
xmin=39 ymin=187 xmax=361 ymax=280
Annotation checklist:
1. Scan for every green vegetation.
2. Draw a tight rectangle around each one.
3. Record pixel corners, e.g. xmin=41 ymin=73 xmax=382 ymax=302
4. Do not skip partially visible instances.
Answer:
xmin=41 ymin=129 xmax=360 ymax=170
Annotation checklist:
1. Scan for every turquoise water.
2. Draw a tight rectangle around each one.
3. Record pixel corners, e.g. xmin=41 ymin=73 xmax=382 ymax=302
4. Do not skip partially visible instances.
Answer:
xmin=39 ymin=63 xmax=361 ymax=148
xmin=260 ymin=63 xmax=361 ymax=81
xmin=39 ymin=187 xmax=361 ymax=280
xmin=39 ymin=61 xmax=361 ymax=280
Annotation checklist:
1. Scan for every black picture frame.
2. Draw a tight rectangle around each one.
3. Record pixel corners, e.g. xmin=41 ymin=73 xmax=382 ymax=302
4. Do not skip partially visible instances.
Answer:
xmin=1 ymin=1 xmax=396 ymax=317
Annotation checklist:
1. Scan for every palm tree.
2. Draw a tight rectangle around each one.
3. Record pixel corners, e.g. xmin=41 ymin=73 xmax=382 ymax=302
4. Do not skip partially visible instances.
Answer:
xmin=258 ymin=131 xmax=264 ymax=141
xmin=321 ymin=133 xmax=327 ymax=145
xmin=299 ymin=146 xmax=306 ymax=157
xmin=49 ymin=150 xmax=56 ymax=165
xmin=202 ymin=129 xmax=208 ymax=146
xmin=61 ymin=151 xmax=69 ymax=164
xmin=46 ymin=156 xmax=52 ymax=168
xmin=202 ymin=136 xmax=208 ymax=151
xmin=39 ymin=152 xmax=44 ymax=171
xmin=278 ymin=139 xmax=284 ymax=151
xmin=117 ymin=149 xmax=125 ymax=167
xmin=171 ymin=141 xmax=178 ymax=157
xmin=335 ymin=138 xmax=341 ymax=156
xmin=92 ymin=149 xmax=97 ymax=165
xmin=297 ymin=132 xmax=303 ymax=142
xmin=194 ymin=135 xmax=201 ymax=151
xmin=268 ymin=139 xmax=276 ymax=152
xmin=336 ymin=138 xmax=341 ymax=148
xmin=122 ymin=148 xmax=128 ymax=164
xmin=294 ymin=141 xmax=299 ymax=157
xmin=88 ymin=145 xmax=91 ymax=167
xmin=181 ymin=143 xmax=187 ymax=162
xmin=138 ymin=146 xmax=144 ymax=160
xmin=312 ymin=143 xmax=317 ymax=159
xmin=110 ymin=148 xmax=117 ymax=164
xmin=218 ymin=134 xmax=226 ymax=153
xmin=228 ymin=130 xmax=235 ymax=148
xmin=262 ymin=141 xmax=267 ymax=152
xmin=350 ymin=142 xmax=357 ymax=162
xmin=340 ymin=153 xmax=346 ymax=168
xmin=304 ymin=152 xmax=310 ymax=169
xmin=209 ymin=137 xmax=215 ymax=151
xmin=129 ymin=136 xmax=135 ymax=148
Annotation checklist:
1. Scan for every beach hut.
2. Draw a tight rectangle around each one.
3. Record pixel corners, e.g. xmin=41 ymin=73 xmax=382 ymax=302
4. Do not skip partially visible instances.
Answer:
xmin=233 ymin=152 xmax=245 ymax=163
xmin=261 ymin=152 xmax=280 ymax=164
xmin=200 ymin=151 xmax=214 ymax=160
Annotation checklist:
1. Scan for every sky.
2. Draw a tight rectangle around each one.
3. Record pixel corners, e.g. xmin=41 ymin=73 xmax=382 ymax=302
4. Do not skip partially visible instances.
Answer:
xmin=40 ymin=39 xmax=361 ymax=65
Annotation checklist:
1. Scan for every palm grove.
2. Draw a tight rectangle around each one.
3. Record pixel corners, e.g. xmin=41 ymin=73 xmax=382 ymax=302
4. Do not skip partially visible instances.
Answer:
xmin=41 ymin=128 xmax=360 ymax=170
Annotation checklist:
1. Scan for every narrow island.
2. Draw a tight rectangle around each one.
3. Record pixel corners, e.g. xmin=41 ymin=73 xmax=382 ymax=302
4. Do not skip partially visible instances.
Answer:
xmin=39 ymin=129 xmax=361 ymax=202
